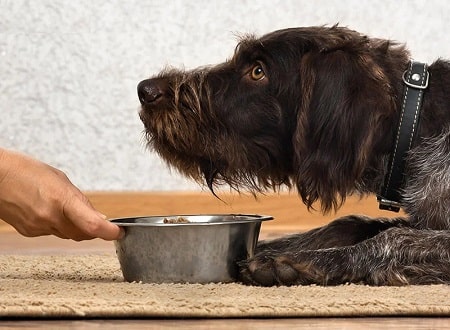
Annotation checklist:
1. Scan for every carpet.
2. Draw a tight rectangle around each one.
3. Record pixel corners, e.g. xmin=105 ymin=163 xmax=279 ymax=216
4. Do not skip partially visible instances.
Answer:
xmin=0 ymin=254 xmax=449 ymax=318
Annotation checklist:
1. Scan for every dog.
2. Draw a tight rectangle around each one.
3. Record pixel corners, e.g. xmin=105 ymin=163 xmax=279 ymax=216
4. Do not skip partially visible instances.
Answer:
xmin=137 ymin=25 xmax=450 ymax=286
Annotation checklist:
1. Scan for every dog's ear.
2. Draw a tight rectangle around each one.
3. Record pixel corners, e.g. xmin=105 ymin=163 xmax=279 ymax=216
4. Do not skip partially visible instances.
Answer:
xmin=293 ymin=47 xmax=396 ymax=213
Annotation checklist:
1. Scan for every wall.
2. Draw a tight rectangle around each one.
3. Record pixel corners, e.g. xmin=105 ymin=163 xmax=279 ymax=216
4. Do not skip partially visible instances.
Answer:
xmin=1 ymin=0 xmax=448 ymax=191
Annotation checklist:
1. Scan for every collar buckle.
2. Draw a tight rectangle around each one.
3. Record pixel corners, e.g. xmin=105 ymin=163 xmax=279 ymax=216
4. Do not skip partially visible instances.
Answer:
xmin=377 ymin=197 xmax=401 ymax=212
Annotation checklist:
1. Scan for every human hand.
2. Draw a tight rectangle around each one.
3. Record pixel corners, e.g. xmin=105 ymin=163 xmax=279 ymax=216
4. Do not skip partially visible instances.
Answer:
xmin=0 ymin=148 xmax=123 ymax=241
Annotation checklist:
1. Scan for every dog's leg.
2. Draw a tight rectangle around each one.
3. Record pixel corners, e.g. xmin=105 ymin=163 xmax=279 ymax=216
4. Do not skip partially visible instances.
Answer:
xmin=240 ymin=217 xmax=450 ymax=286
xmin=256 ymin=215 xmax=407 ymax=252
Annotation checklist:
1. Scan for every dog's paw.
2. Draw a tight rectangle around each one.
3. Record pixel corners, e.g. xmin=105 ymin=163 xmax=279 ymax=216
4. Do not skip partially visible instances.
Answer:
xmin=238 ymin=253 xmax=325 ymax=286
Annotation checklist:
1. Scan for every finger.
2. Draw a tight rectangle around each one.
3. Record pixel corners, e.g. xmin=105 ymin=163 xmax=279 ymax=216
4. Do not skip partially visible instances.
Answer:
xmin=51 ymin=221 xmax=96 ymax=241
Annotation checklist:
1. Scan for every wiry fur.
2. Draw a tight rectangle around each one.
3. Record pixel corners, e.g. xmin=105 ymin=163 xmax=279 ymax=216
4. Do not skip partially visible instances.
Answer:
xmin=403 ymin=130 xmax=450 ymax=230
xmin=138 ymin=25 xmax=450 ymax=286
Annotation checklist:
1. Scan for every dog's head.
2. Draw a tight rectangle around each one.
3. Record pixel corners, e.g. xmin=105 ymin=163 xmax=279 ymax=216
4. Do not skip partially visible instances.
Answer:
xmin=138 ymin=25 xmax=408 ymax=212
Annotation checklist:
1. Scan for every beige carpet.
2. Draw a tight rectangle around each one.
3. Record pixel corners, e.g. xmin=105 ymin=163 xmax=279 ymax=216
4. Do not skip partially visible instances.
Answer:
xmin=0 ymin=254 xmax=449 ymax=318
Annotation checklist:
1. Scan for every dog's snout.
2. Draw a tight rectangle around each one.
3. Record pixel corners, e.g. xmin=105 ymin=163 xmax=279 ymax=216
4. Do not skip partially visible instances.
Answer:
xmin=137 ymin=79 xmax=164 ymax=105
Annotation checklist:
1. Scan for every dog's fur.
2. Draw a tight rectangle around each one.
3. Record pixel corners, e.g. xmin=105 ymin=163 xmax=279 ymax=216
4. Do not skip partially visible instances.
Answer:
xmin=138 ymin=25 xmax=450 ymax=286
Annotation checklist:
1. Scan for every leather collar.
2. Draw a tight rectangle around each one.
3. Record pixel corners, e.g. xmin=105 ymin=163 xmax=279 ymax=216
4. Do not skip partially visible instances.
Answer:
xmin=377 ymin=61 xmax=430 ymax=212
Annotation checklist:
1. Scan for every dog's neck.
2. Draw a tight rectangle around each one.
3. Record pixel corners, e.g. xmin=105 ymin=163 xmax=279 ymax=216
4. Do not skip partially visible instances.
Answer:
xmin=377 ymin=61 xmax=430 ymax=212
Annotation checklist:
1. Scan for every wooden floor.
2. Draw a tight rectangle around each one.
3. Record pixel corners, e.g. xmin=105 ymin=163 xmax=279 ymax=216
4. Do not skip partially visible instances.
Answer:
xmin=1 ymin=192 xmax=448 ymax=329
xmin=1 ymin=318 xmax=450 ymax=329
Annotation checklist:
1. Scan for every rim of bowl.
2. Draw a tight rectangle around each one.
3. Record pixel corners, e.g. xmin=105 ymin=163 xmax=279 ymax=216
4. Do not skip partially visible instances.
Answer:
xmin=109 ymin=214 xmax=274 ymax=226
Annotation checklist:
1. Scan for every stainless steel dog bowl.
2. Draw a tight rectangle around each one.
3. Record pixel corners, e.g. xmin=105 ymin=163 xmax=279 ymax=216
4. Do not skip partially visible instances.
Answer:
xmin=111 ymin=214 xmax=273 ymax=284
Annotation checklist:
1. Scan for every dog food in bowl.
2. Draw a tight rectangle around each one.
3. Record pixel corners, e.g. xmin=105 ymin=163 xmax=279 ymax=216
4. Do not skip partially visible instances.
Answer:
xmin=163 ymin=216 xmax=190 ymax=223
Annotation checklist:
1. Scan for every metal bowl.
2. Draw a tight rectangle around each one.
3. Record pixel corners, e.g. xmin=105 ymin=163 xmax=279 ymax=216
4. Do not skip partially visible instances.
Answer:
xmin=111 ymin=214 xmax=273 ymax=284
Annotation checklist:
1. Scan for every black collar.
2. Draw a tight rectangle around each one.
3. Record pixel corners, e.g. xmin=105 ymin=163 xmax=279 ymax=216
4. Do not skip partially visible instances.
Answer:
xmin=377 ymin=61 xmax=430 ymax=212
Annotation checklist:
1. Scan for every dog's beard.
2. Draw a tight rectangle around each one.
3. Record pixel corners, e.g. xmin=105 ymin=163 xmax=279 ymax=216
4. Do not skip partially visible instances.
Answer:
xmin=142 ymin=114 xmax=292 ymax=196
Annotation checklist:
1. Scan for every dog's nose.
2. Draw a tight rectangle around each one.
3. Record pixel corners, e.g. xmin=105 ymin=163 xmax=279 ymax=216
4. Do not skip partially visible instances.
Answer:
xmin=137 ymin=79 xmax=163 ymax=105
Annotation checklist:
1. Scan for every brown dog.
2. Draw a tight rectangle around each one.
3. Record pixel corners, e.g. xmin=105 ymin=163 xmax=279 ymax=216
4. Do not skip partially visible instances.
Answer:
xmin=137 ymin=25 xmax=450 ymax=286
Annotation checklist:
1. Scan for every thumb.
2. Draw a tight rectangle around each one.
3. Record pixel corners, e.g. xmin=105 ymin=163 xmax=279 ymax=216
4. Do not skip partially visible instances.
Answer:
xmin=64 ymin=196 xmax=124 ymax=241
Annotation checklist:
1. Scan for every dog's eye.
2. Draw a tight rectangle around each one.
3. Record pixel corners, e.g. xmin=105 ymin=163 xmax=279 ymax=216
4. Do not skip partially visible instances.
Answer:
xmin=250 ymin=64 xmax=265 ymax=81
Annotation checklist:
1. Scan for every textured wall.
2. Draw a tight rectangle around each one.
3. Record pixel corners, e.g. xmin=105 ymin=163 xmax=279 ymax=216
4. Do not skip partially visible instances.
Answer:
xmin=1 ymin=0 xmax=449 ymax=191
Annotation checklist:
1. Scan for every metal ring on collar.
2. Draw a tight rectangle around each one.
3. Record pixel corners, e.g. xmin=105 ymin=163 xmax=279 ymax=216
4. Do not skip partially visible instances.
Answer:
xmin=402 ymin=69 xmax=429 ymax=89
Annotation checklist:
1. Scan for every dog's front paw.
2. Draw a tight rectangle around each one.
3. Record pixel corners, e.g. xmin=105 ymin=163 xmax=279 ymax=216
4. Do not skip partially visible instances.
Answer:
xmin=239 ymin=253 xmax=324 ymax=286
